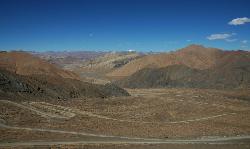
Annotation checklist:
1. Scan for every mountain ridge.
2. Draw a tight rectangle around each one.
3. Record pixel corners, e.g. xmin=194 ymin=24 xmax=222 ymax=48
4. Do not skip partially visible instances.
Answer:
xmin=115 ymin=45 xmax=250 ymax=89
xmin=107 ymin=44 xmax=223 ymax=77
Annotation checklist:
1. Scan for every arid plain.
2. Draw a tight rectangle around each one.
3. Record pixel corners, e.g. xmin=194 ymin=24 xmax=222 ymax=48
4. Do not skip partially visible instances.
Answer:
xmin=1 ymin=88 xmax=250 ymax=148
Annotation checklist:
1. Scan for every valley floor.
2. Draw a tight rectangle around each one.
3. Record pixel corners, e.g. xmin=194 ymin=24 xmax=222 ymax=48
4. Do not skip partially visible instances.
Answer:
xmin=0 ymin=88 xmax=250 ymax=148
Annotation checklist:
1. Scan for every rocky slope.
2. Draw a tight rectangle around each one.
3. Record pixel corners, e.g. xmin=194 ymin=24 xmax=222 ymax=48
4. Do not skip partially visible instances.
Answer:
xmin=0 ymin=69 xmax=129 ymax=99
xmin=0 ymin=51 xmax=130 ymax=99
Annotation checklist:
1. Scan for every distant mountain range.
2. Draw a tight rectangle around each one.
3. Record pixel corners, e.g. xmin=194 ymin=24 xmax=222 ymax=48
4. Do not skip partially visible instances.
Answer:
xmin=32 ymin=51 xmax=107 ymax=68
xmin=2 ymin=44 xmax=249 ymax=92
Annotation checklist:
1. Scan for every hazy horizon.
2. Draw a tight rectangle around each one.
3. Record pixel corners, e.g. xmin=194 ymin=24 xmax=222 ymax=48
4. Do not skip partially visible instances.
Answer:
xmin=1 ymin=44 xmax=250 ymax=53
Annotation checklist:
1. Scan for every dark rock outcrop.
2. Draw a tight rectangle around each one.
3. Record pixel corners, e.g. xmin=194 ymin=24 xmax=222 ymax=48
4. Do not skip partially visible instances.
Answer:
xmin=0 ymin=69 xmax=130 ymax=99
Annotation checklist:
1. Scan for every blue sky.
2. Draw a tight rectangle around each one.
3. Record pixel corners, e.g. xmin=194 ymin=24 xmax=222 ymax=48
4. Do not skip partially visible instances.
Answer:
xmin=0 ymin=0 xmax=250 ymax=52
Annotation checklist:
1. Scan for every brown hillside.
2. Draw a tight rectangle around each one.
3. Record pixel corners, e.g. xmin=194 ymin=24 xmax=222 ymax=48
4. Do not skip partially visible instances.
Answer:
xmin=0 ymin=51 xmax=130 ymax=99
xmin=116 ymin=50 xmax=250 ymax=89
xmin=107 ymin=45 xmax=222 ymax=77
xmin=0 ymin=69 xmax=130 ymax=99
xmin=0 ymin=51 xmax=79 ymax=80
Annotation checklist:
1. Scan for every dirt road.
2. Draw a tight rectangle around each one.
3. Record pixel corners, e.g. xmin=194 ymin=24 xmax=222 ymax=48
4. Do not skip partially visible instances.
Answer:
xmin=1 ymin=122 xmax=250 ymax=147
xmin=0 ymin=100 xmax=238 ymax=124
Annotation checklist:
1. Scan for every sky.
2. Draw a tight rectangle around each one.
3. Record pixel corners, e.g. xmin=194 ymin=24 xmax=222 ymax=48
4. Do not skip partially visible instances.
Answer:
xmin=0 ymin=0 xmax=250 ymax=52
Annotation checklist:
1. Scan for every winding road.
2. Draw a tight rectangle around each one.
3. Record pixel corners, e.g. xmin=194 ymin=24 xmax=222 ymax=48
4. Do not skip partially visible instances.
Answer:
xmin=0 ymin=100 xmax=237 ymax=124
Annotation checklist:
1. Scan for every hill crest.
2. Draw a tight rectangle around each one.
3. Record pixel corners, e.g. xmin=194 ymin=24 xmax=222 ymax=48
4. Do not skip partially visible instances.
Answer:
xmin=107 ymin=45 xmax=222 ymax=77
xmin=0 ymin=51 xmax=79 ymax=80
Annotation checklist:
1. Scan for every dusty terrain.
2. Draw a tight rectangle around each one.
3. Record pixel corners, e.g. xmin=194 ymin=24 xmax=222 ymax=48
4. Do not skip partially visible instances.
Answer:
xmin=0 ymin=88 xmax=250 ymax=148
